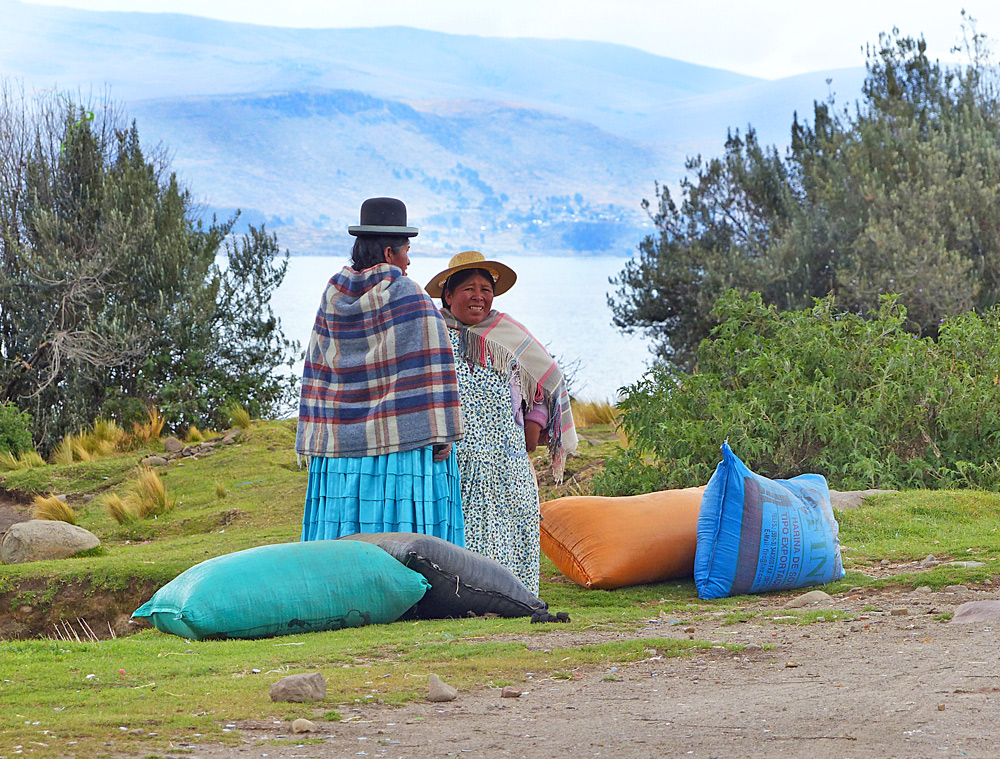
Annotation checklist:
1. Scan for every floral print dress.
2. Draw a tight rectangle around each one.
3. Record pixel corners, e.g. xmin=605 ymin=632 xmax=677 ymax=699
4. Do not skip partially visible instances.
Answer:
xmin=448 ymin=329 xmax=540 ymax=595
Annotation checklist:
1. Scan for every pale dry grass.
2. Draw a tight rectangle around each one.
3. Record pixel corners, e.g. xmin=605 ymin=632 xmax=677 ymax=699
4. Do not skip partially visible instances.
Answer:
xmin=0 ymin=449 xmax=46 ymax=470
xmin=130 ymin=406 xmax=165 ymax=446
xmin=214 ymin=481 xmax=228 ymax=499
xmin=571 ymin=399 xmax=619 ymax=428
xmin=33 ymin=494 xmax=76 ymax=524
xmin=50 ymin=436 xmax=76 ymax=465
xmin=104 ymin=493 xmax=135 ymax=525
xmin=69 ymin=434 xmax=93 ymax=462
xmin=92 ymin=418 xmax=125 ymax=448
xmin=227 ymin=403 xmax=252 ymax=430
xmin=50 ymin=418 xmax=129 ymax=465
xmin=131 ymin=465 xmax=174 ymax=518
xmin=186 ymin=425 xmax=204 ymax=443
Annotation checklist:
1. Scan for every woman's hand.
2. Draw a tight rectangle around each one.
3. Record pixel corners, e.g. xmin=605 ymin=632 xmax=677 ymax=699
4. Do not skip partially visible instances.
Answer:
xmin=432 ymin=443 xmax=452 ymax=462
xmin=524 ymin=421 xmax=547 ymax=453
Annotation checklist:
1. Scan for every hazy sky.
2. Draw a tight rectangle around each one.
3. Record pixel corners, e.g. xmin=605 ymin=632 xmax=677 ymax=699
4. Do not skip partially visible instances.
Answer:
xmin=17 ymin=0 xmax=1000 ymax=80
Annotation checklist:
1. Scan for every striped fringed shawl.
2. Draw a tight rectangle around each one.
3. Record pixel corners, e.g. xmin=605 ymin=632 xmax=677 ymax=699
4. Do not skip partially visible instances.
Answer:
xmin=296 ymin=264 xmax=463 ymax=459
xmin=442 ymin=309 xmax=578 ymax=483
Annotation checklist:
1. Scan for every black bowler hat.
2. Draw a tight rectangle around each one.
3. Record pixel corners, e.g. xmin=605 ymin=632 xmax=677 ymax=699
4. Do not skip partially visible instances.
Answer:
xmin=348 ymin=197 xmax=419 ymax=237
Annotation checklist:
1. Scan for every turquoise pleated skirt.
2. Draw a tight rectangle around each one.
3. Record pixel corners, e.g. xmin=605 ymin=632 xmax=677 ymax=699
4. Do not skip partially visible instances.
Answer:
xmin=301 ymin=445 xmax=465 ymax=546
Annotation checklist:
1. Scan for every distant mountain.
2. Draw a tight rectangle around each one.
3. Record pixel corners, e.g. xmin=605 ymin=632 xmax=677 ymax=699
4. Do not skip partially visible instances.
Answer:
xmin=1 ymin=0 xmax=867 ymax=256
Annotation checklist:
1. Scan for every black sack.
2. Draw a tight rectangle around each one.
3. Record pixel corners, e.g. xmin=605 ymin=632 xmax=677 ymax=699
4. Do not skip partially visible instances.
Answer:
xmin=339 ymin=532 xmax=549 ymax=619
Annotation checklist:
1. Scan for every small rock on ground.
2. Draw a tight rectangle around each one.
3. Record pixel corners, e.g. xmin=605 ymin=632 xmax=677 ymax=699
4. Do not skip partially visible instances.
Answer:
xmin=427 ymin=674 xmax=458 ymax=702
xmin=784 ymin=590 xmax=833 ymax=609
xmin=269 ymin=672 xmax=327 ymax=703
xmin=501 ymin=686 xmax=522 ymax=698
xmin=291 ymin=718 xmax=317 ymax=733
xmin=950 ymin=600 xmax=1000 ymax=625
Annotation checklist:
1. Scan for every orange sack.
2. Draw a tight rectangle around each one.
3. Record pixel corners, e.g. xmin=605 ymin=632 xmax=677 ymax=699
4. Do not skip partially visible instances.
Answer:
xmin=540 ymin=487 xmax=705 ymax=590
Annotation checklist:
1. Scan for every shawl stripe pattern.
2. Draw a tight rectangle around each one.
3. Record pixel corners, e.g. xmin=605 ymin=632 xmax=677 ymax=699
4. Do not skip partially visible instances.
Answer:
xmin=296 ymin=264 xmax=463 ymax=458
xmin=442 ymin=309 xmax=578 ymax=483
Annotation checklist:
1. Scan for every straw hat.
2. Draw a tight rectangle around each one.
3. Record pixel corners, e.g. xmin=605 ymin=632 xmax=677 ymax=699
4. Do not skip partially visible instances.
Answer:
xmin=424 ymin=250 xmax=517 ymax=297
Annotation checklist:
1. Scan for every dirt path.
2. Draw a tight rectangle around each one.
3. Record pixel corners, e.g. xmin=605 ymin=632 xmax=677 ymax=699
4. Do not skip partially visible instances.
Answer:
xmin=183 ymin=584 xmax=1000 ymax=759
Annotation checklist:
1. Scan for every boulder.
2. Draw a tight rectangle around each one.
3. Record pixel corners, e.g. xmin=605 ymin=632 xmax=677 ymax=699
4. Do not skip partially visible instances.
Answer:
xmin=163 ymin=437 xmax=184 ymax=453
xmin=269 ymin=672 xmax=327 ymax=703
xmin=1 ymin=520 xmax=100 ymax=564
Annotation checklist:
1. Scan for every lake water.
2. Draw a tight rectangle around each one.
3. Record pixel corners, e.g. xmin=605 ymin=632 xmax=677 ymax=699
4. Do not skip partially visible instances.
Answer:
xmin=271 ymin=255 xmax=653 ymax=401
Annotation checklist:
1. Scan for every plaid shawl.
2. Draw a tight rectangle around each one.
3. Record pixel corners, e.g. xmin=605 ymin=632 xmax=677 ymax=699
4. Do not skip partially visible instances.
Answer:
xmin=442 ymin=309 xmax=578 ymax=483
xmin=296 ymin=264 xmax=463 ymax=458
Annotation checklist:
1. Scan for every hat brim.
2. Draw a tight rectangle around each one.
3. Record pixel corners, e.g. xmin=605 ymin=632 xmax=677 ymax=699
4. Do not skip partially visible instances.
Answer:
xmin=348 ymin=225 xmax=419 ymax=237
xmin=424 ymin=259 xmax=517 ymax=298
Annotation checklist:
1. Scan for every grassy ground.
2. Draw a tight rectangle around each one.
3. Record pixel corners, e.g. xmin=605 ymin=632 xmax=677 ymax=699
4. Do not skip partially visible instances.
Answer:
xmin=2 ymin=419 xmax=1000 ymax=758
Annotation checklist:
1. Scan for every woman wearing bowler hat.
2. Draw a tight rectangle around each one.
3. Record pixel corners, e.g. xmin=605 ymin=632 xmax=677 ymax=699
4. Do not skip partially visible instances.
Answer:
xmin=295 ymin=198 xmax=465 ymax=544
xmin=426 ymin=251 xmax=577 ymax=594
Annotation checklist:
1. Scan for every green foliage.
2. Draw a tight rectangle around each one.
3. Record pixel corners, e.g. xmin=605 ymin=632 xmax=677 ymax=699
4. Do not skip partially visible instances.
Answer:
xmin=610 ymin=17 xmax=1000 ymax=367
xmin=595 ymin=291 xmax=1000 ymax=494
xmin=0 ymin=84 xmax=298 ymax=452
xmin=0 ymin=401 xmax=33 ymax=456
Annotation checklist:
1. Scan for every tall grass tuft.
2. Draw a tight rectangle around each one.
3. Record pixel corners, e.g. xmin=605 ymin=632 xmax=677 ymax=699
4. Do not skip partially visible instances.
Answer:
xmin=69 ymin=433 xmax=93 ymax=462
xmin=50 ymin=436 xmax=76 ymax=466
xmin=131 ymin=465 xmax=174 ymax=518
xmin=131 ymin=407 xmax=165 ymax=446
xmin=227 ymin=403 xmax=252 ymax=430
xmin=104 ymin=493 xmax=135 ymax=525
xmin=214 ymin=481 xmax=228 ymax=499
xmin=186 ymin=425 xmax=204 ymax=443
xmin=571 ymin=399 xmax=619 ymax=428
xmin=33 ymin=494 xmax=76 ymax=524
xmin=92 ymin=418 xmax=125 ymax=448
xmin=0 ymin=449 xmax=47 ymax=470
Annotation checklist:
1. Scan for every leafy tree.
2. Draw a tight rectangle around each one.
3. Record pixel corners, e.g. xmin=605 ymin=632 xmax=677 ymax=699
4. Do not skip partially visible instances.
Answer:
xmin=0 ymin=83 xmax=298 ymax=450
xmin=610 ymin=17 xmax=1000 ymax=367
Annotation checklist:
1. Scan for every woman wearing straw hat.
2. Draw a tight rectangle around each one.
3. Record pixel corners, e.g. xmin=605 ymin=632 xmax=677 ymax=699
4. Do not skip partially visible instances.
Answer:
xmin=295 ymin=198 xmax=466 ymax=544
xmin=426 ymin=251 xmax=578 ymax=594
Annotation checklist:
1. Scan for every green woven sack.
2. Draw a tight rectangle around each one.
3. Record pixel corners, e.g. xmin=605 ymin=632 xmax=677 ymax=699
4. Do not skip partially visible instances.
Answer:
xmin=132 ymin=540 xmax=430 ymax=640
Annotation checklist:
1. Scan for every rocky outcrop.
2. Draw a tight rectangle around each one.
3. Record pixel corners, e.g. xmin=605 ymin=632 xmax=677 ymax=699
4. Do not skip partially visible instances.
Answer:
xmin=139 ymin=429 xmax=242 ymax=469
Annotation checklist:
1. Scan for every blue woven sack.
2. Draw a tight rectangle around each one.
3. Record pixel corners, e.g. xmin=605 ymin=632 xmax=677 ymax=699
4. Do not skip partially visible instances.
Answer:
xmin=132 ymin=540 xmax=430 ymax=640
xmin=694 ymin=443 xmax=845 ymax=599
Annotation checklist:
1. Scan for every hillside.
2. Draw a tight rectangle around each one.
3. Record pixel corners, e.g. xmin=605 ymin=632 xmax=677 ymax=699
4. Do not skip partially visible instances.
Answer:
xmin=1 ymin=0 xmax=867 ymax=255
xmin=2 ymin=418 xmax=1000 ymax=758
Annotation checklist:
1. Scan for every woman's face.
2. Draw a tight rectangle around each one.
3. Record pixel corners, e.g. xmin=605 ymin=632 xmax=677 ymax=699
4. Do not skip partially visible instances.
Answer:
xmin=446 ymin=272 xmax=494 ymax=325
xmin=384 ymin=242 xmax=410 ymax=275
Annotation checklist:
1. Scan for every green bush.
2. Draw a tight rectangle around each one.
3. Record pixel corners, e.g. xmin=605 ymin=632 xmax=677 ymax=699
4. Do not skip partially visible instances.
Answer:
xmin=595 ymin=291 xmax=1000 ymax=495
xmin=0 ymin=402 xmax=33 ymax=456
